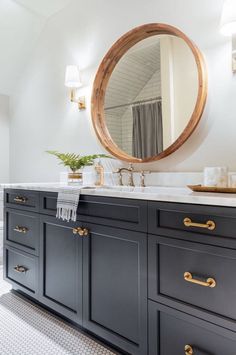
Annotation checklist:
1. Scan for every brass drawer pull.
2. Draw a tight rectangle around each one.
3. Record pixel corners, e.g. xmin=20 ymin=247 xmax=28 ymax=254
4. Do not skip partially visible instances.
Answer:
xmin=184 ymin=272 xmax=216 ymax=288
xmin=183 ymin=217 xmax=216 ymax=231
xmin=185 ymin=345 xmax=193 ymax=355
xmin=13 ymin=226 xmax=28 ymax=234
xmin=73 ymin=227 xmax=89 ymax=236
xmin=13 ymin=196 xmax=28 ymax=203
xmin=13 ymin=265 xmax=28 ymax=273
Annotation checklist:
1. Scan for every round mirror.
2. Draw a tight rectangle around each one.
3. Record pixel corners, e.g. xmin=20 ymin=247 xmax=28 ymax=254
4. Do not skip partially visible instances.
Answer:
xmin=91 ymin=24 xmax=207 ymax=163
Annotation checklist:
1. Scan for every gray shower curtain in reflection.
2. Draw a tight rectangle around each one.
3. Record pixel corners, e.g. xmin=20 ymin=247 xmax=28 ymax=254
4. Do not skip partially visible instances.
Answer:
xmin=132 ymin=101 xmax=163 ymax=159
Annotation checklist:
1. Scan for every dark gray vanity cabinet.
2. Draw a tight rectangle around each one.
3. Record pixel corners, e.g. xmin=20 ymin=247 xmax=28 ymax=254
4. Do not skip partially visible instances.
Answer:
xmin=39 ymin=195 xmax=148 ymax=354
xmin=39 ymin=215 xmax=83 ymax=324
xmin=4 ymin=193 xmax=40 ymax=298
xmin=82 ymin=223 xmax=147 ymax=355
xmin=4 ymin=190 xmax=236 ymax=355
xmin=4 ymin=208 xmax=40 ymax=255
xmin=148 ymin=201 xmax=236 ymax=355
xmin=4 ymin=189 xmax=148 ymax=355
xmin=4 ymin=245 xmax=39 ymax=298
xmin=5 ymin=189 xmax=40 ymax=212
xmin=148 ymin=301 xmax=236 ymax=355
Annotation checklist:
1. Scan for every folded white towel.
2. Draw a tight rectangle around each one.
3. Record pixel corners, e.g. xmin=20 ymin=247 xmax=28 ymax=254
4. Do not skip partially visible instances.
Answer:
xmin=56 ymin=188 xmax=81 ymax=222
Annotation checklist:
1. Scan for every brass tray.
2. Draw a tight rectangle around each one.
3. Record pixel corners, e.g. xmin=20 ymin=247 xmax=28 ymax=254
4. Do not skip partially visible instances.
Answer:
xmin=187 ymin=185 xmax=236 ymax=193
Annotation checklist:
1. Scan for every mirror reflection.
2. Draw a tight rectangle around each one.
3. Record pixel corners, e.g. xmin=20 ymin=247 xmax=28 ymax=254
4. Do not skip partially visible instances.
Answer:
xmin=104 ymin=35 xmax=199 ymax=159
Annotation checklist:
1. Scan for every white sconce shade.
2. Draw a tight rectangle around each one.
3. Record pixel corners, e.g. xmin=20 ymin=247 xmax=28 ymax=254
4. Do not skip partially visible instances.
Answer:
xmin=65 ymin=65 xmax=82 ymax=88
xmin=220 ymin=0 xmax=236 ymax=36
xmin=65 ymin=65 xmax=86 ymax=109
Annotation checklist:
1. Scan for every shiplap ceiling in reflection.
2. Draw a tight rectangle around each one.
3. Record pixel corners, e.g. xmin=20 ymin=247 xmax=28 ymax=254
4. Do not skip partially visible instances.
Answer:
xmin=104 ymin=36 xmax=161 ymax=117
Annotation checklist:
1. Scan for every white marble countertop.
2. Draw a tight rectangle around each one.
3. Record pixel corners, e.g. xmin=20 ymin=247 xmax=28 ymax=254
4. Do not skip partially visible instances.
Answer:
xmin=2 ymin=182 xmax=236 ymax=207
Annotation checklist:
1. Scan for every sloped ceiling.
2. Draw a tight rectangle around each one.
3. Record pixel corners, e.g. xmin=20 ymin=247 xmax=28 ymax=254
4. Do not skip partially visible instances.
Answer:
xmin=12 ymin=0 xmax=72 ymax=17
xmin=0 ymin=0 xmax=226 ymax=97
xmin=0 ymin=0 xmax=72 ymax=95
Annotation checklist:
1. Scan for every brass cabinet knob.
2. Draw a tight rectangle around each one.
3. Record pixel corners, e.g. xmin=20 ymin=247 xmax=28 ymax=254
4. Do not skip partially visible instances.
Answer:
xmin=185 ymin=345 xmax=193 ymax=355
xmin=13 ymin=196 xmax=28 ymax=203
xmin=13 ymin=226 xmax=28 ymax=234
xmin=13 ymin=265 xmax=28 ymax=273
xmin=72 ymin=227 xmax=89 ymax=236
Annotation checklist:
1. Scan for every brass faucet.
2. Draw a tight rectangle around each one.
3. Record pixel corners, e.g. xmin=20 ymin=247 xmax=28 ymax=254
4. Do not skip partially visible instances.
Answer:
xmin=113 ymin=164 xmax=152 ymax=187
xmin=113 ymin=163 xmax=134 ymax=186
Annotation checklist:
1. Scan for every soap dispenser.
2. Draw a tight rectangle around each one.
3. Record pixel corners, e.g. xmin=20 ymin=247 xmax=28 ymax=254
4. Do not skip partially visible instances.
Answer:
xmin=94 ymin=159 xmax=104 ymax=186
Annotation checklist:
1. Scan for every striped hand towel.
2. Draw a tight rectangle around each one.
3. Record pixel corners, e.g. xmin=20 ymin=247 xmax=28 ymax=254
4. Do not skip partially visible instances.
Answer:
xmin=56 ymin=188 xmax=81 ymax=222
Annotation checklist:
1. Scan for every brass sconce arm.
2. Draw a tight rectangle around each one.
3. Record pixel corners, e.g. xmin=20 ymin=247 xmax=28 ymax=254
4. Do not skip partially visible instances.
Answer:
xmin=70 ymin=89 xmax=86 ymax=110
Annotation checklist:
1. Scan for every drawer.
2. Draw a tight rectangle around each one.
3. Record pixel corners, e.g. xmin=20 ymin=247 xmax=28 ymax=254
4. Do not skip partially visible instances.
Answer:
xmin=40 ymin=192 xmax=147 ymax=232
xmin=4 ymin=246 xmax=38 ymax=297
xmin=149 ymin=235 xmax=236 ymax=330
xmin=148 ymin=201 xmax=236 ymax=247
xmin=5 ymin=189 xmax=40 ymax=212
xmin=149 ymin=301 xmax=236 ymax=355
xmin=5 ymin=209 xmax=39 ymax=255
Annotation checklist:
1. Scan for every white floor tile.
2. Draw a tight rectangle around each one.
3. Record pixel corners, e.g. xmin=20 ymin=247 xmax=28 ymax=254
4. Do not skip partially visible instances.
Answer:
xmin=0 ymin=268 xmax=115 ymax=355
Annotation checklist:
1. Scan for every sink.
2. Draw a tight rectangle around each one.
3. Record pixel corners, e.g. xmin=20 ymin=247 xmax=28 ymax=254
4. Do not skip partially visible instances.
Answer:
xmin=99 ymin=186 xmax=147 ymax=192
xmin=85 ymin=185 xmax=189 ymax=195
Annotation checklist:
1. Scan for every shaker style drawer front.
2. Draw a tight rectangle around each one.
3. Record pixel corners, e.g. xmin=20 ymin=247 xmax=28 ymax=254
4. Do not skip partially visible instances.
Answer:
xmin=5 ymin=189 xmax=40 ymax=212
xmin=40 ymin=193 xmax=148 ymax=232
xmin=148 ymin=201 xmax=236 ymax=246
xmin=149 ymin=301 xmax=236 ymax=355
xmin=4 ymin=247 xmax=38 ymax=295
xmin=149 ymin=235 xmax=236 ymax=327
xmin=5 ymin=209 xmax=39 ymax=255
xmin=40 ymin=192 xmax=57 ymax=216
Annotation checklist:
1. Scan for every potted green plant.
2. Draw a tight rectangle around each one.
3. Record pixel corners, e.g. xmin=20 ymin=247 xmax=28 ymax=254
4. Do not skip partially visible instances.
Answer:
xmin=47 ymin=151 xmax=111 ymax=183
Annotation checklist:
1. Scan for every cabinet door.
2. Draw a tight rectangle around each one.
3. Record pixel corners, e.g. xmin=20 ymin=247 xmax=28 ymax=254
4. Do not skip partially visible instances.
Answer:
xmin=39 ymin=216 xmax=83 ymax=324
xmin=83 ymin=223 xmax=147 ymax=355
xmin=149 ymin=301 xmax=236 ymax=355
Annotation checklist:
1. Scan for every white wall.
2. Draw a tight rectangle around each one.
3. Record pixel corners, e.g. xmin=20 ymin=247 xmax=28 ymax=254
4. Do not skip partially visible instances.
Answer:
xmin=0 ymin=95 xmax=9 ymax=183
xmin=172 ymin=36 xmax=199 ymax=139
xmin=161 ymin=36 xmax=199 ymax=147
xmin=0 ymin=0 xmax=46 ymax=96
xmin=9 ymin=0 xmax=235 ymax=182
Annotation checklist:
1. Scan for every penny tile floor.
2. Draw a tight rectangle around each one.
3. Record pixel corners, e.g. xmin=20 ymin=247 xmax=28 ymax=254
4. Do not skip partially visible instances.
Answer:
xmin=0 ymin=266 xmax=116 ymax=355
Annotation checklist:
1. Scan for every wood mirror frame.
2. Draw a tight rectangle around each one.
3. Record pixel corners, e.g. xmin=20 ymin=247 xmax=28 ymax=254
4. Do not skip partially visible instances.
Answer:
xmin=91 ymin=23 xmax=208 ymax=163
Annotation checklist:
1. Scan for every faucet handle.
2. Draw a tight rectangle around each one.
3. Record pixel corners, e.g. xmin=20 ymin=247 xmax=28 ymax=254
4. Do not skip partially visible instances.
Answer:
xmin=112 ymin=168 xmax=123 ymax=186
xmin=126 ymin=164 xmax=134 ymax=187
xmin=141 ymin=170 xmax=151 ymax=174
xmin=140 ymin=170 xmax=151 ymax=187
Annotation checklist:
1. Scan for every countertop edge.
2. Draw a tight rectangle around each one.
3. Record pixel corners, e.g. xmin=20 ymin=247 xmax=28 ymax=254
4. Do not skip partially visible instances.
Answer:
xmin=2 ymin=183 xmax=236 ymax=208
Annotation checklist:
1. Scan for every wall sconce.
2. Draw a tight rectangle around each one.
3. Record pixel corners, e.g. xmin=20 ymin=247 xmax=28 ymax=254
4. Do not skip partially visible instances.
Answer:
xmin=220 ymin=0 xmax=236 ymax=72
xmin=65 ymin=65 xmax=86 ymax=110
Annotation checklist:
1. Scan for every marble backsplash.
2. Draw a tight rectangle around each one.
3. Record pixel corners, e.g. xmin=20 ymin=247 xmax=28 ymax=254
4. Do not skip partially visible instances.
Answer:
xmin=60 ymin=171 xmax=204 ymax=187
